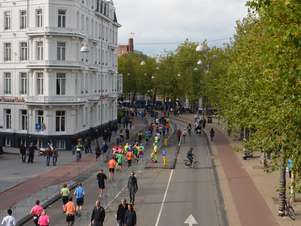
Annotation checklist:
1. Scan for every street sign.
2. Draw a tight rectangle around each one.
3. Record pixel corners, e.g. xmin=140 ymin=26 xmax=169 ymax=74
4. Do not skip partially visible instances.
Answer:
xmin=184 ymin=214 xmax=198 ymax=226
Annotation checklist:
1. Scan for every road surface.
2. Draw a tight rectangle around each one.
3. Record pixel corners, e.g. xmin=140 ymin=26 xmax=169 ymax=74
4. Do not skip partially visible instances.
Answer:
xmin=23 ymin=120 xmax=227 ymax=226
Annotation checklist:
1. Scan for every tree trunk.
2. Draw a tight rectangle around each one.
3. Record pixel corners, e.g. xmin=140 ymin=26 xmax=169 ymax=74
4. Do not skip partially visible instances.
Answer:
xmin=278 ymin=151 xmax=286 ymax=216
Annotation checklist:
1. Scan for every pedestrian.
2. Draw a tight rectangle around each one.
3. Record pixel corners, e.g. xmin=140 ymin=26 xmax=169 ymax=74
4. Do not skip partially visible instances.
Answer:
xmin=20 ymin=143 xmax=26 ymax=163
xmin=126 ymin=151 xmax=134 ymax=168
xmin=116 ymin=199 xmax=128 ymax=226
xmin=27 ymin=142 xmax=36 ymax=164
xmin=38 ymin=210 xmax=49 ymax=226
xmin=75 ymin=140 xmax=83 ymax=161
xmin=63 ymin=197 xmax=76 ymax=226
xmin=182 ymin=129 xmax=187 ymax=144
xmin=52 ymin=145 xmax=58 ymax=166
xmin=100 ymin=142 xmax=109 ymax=162
xmin=91 ymin=200 xmax=106 ymax=226
xmin=176 ymin=129 xmax=182 ymax=143
xmin=203 ymin=118 xmax=207 ymax=129
xmin=30 ymin=200 xmax=44 ymax=226
xmin=127 ymin=172 xmax=138 ymax=204
xmin=108 ymin=158 xmax=117 ymax=181
xmin=138 ymin=131 xmax=143 ymax=143
xmin=97 ymin=169 xmax=107 ymax=197
xmin=125 ymin=128 xmax=130 ymax=140
xmin=60 ymin=184 xmax=70 ymax=207
xmin=210 ymin=128 xmax=215 ymax=142
xmin=74 ymin=183 xmax=85 ymax=217
xmin=161 ymin=148 xmax=168 ymax=168
xmin=45 ymin=145 xmax=53 ymax=167
xmin=95 ymin=144 xmax=101 ymax=160
xmin=1 ymin=209 xmax=16 ymax=226
xmin=124 ymin=204 xmax=137 ymax=226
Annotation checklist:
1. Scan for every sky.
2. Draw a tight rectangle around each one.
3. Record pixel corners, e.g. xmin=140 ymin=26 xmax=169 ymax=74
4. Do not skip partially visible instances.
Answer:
xmin=113 ymin=0 xmax=249 ymax=56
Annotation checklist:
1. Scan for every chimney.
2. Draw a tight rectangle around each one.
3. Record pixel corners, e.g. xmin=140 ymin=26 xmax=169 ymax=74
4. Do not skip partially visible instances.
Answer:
xmin=128 ymin=38 xmax=134 ymax=53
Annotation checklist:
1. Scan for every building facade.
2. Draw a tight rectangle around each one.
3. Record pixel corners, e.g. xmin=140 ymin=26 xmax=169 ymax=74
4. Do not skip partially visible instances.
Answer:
xmin=118 ymin=38 xmax=134 ymax=56
xmin=0 ymin=0 xmax=122 ymax=149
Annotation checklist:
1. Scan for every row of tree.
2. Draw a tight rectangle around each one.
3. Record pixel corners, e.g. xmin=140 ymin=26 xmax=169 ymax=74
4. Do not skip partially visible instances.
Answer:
xmin=119 ymin=0 xmax=301 ymax=214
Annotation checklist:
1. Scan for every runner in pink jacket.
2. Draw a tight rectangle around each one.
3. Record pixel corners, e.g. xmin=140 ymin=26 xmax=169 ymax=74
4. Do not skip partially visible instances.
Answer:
xmin=38 ymin=211 xmax=49 ymax=226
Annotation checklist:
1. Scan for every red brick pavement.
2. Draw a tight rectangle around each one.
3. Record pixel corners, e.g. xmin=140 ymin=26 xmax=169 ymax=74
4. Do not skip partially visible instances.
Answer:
xmin=0 ymin=154 xmax=96 ymax=210
xmin=176 ymin=115 xmax=280 ymax=226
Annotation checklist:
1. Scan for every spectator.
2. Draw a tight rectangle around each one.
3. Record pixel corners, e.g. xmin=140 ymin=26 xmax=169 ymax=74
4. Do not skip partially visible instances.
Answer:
xmin=91 ymin=200 xmax=105 ymax=226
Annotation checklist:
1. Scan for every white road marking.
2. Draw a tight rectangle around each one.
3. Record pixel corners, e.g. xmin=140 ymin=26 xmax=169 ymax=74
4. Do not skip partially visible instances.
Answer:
xmin=104 ymin=184 xmax=127 ymax=209
xmin=155 ymin=169 xmax=174 ymax=226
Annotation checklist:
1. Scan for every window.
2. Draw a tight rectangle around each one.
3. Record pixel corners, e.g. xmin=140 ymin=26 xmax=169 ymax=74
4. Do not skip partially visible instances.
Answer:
xmin=36 ymin=42 xmax=43 ymax=60
xmin=4 ymin=43 xmax=12 ymax=61
xmin=20 ymin=10 xmax=27 ymax=29
xmin=4 ymin=11 xmax=11 ymax=30
xmin=36 ymin=9 xmax=43 ymax=27
xmin=58 ymin=10 xmax=66 ymax=28
xmin=36 ymin=72 xmax=44 ymax=95
xmin=4 ymin=109 xmax=11 ymax=129
xmin=56 ymin=73 xmax=66 ymax=95
xmin=57 ymin=42 xmax=66 ymax=61
xmin=4 ymin=73 xmax=12 ymax=95
xmin=36 ymin=110 xmax=44 ymax=129
xmin=56 ymin=111 xmax=65 ymax=132
xmin=56 ymin=140 xmax=66 ymax=149
xmin=20 ymin=110 xmax=28 ymax=130
xmin=20 ymin=42 xmax=28 ymax=61
xmin=20 ymin=73 xmax=28 ymax=95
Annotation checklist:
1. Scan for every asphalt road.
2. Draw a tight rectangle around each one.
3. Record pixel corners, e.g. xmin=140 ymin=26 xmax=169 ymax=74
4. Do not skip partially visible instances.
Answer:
xmin=23 ymin=121 xmax=227 ymax=226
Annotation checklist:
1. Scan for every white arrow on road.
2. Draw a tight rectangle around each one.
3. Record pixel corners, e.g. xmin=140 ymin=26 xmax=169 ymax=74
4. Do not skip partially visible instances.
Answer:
xmin=184 ymin=214 xmax=198 ymax=226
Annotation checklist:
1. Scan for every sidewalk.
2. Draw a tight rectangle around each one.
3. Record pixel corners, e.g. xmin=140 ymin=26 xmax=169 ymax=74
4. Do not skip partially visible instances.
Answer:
xmin=176 ymin=114 xmax=300 ymax=226
xmin=0 ymin=118 xmax=147 ymax=222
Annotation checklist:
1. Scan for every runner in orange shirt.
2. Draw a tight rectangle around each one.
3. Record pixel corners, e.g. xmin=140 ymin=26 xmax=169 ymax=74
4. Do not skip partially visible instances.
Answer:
xmin=108 ymin=158 xmax=117 ymax=181
xmin=126 ymin=151 xmax=134 ymax=168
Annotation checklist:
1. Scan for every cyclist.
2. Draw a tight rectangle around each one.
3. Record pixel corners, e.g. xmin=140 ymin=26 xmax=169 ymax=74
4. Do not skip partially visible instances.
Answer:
xmin=186 ymin=148 xmax=194 ymax=166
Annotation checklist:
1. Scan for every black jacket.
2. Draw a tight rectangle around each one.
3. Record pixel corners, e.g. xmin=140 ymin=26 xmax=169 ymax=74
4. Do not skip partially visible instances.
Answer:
xmin=128 ymin=176 xmax=138 ymax=192
xmin=91 ymin=206 xmax=105 ymax=225
xmin=117 ymin=203 xmax=128 ymax=222
xmin=125 ymin=210 xmax=136 ymax=226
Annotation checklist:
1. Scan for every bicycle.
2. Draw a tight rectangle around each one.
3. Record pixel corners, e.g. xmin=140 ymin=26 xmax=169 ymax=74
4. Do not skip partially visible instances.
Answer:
xmin=184 ymin=159 xmax=199 ymax=169
xmin=284 ymin=198 xmax=296 ymax=220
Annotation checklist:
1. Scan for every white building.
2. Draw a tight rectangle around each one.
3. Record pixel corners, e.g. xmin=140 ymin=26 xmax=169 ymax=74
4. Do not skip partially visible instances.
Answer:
xmin=0 ymin=0 xmax=122 ymax=149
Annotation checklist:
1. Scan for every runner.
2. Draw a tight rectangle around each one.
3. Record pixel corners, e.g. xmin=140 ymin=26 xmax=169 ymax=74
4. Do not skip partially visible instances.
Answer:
xmin=151 ymin=144 xmax=158 ymax=163
xmin=108 ymin=157 xmax=117 ymax=181
xmin=38 ymin=210 xmax=49 ymax=226
xmin=116 ymin=151 xmax=125 ymax=170
xmin=63 ymin=197 xmax=76 ymax=226
xmin=1 ymin=209 xmax=16 ymax=226
xmin=162 ymin=148 xmax=168 ymax=168
xmin=30 ymin=200 xmax=44 ymax=226
xmin=126 ymin=150 xmax=134 ymax=168
xmin=60 ymin=184 xmax=70 ymax=208
xmin=97 ymin=169 xmax=107 ymax=197
xmin=91 ymin=200 xmax=106 ymax=226
xmin=74 ymin=183 xmax=85 ymax=217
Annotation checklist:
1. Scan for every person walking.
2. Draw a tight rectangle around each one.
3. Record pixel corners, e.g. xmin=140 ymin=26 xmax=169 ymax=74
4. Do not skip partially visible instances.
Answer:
xmin=97 ymin=169 xmax=107 ymax=197
xmin=63 ymin=197 xmax=76 ymax=226
xmin=75 ymin=140 xmax=84 ymax=161
xmin=52 ymin=145 xmax=58 ymax=166
xmin=116 ymin=199 xmax=128 ymax=226
xmin=127 ymin=172 xmax=138 ymax=204
xmin=74 ymin=183 xmax=85 ymax=217
xmin=38 ymin=210 xmax=49 ymax=226
xmin=20 ymin=143 xmax=26 ymax=163
xmin=210 ymin=128 xmax=215 ymax=142
xmin=45 ymin=144 xmax=53 ymax=167
xmin=1 ymin=209 xmax=16 ymax=226
xmin=27 ymin=142 xmax=36 ymax=164
xmin=91 ymin=200 xmax=106 ymax=226
xmin=100 ymin=142 xmax=109 ymax=162
xmin=182 ymin=129 xmax=187 ymax=144
xmin=95 ymin=143 xmax=101 ymax=160
xmin=176 ymin=129 xmax=182 ymax=144
xmin=60 ymin=184 xmax=70 ymax=208
xmin=124 ymin=204 xmax=137 ymax=226
xmin=30 ymin=200 xmax=44 ymax=226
